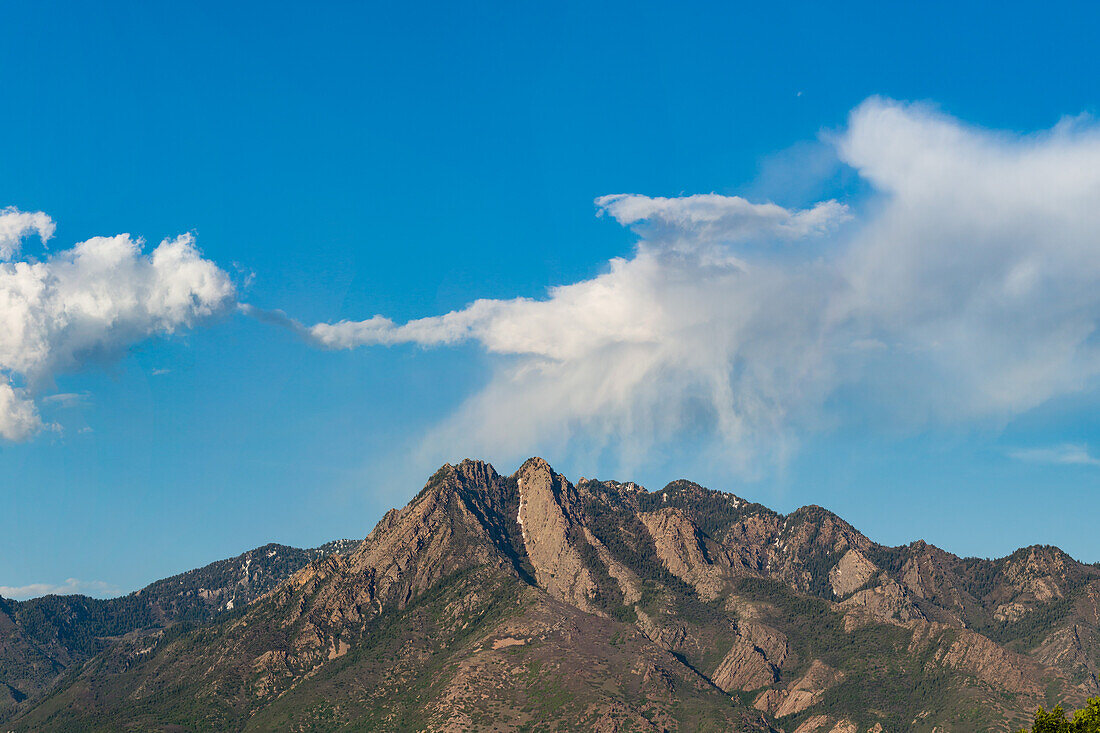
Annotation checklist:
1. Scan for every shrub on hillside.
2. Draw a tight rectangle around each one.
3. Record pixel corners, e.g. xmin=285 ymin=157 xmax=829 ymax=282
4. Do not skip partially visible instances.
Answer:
xmin=1019 ymin=697 xmax=1100 ymax=732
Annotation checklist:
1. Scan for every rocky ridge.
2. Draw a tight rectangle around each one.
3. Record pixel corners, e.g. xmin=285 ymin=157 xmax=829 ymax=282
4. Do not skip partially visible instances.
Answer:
xmin=0 ymin=538 xmax=357 ymax=721
xmin=6 ymin=458 xmax=1100 ymax=731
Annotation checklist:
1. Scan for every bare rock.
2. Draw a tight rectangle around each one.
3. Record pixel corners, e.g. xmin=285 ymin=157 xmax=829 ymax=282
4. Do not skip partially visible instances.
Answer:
xmin=829 ymin=549 xmax=879 ymax=598
xmin=515 ymin=457 xmax=599 ymax=613
xmin=712 ymin=621 xmax=787 ymax=691
xmin=638 ymin=508 xmax=730 ymax=601
xmin=752 ymin=660 xmax=843 ymax=717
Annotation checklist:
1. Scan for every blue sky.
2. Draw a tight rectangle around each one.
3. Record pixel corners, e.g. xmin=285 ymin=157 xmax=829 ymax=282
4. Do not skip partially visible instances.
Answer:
xmin=3 ymin=1 xmax=1100 ymax=598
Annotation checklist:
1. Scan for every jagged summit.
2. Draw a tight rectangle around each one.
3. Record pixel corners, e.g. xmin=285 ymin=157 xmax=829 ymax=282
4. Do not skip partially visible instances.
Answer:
xmin=6 ymin=459 xmax=1100 ymax=732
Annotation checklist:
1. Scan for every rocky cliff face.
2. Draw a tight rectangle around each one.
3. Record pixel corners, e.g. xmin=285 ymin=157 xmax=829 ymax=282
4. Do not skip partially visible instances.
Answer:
xmin=6 ymin=458 xmax=1100 ymax=732
xmin=515 ymin=457 xmax=599 ymax=611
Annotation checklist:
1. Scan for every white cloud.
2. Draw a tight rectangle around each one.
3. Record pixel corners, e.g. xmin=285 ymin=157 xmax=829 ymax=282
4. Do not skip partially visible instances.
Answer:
xmin=835 ymin=99 xmax=1100 ymax=420
xmin=0 ymin=207 xmax=55 ymax=260
xmin=1008 ymin=444 xmax=1100 ymax=467
xmin=595 ymin=193 xmax=850 ymax=255
xmin=41 ymin=392 xmax=91 ymax=407
xmin=0 ymin=382 xmax=43 ymax=441
xmin=0 ymin=218 xmax=235 ymax=441
xmin=0 ymin=577 xmax=120 ymax=600
xmin=278 ymin=195 xmax=850 ymax=360
xmin=272 ymin=97 xmax=1100 ymax=471
xmin=267 ymin=194 xmax=847 ymax=468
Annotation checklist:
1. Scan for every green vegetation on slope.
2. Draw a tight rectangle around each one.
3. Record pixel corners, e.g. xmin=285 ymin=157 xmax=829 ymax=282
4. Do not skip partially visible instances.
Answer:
xmin=1018 ymin=697 xmax=1100 ymax=732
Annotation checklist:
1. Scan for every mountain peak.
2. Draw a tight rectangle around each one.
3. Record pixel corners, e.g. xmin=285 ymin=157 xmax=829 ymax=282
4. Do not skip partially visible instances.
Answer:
xmin=450 ymin=457 xmax=501 ymax=487
xmin=8 ymin=460 xmax=1100 ymax=732
xmin=514 ymin=455 xmax=554 ymax=477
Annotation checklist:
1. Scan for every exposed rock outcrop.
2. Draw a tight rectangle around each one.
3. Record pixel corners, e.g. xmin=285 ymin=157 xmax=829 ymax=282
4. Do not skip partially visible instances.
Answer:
xmin=753 ymin=660 xmax=844 ymax=717
xmin=515 ymin=457 xmax=599 ymax=613
xmin=712 ymin=620 xmax=787 ymax=691
xmin=638 ymin=508 xmax=732 ymax=601
xmin=829 ymin=549 xmax=879 ymax=598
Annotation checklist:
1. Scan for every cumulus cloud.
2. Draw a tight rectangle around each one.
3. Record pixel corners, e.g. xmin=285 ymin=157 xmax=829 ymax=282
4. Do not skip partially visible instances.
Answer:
xmin=0 ymin=577 xmax=120 ymax=600
xmin=0 ymin=211 xmax=235 ymax=441
xmin=0 ymin=206 xmax=55 ymax=260
xmin=0 ymin=382 xmax=43 ymax=441
xmin=264 ymin=97 xmax=1100 ymax=470
xmin=1008 ymin=444 xmax=1100 ymax=467
xmin=836 ymin=100 xmax=1100 ymax=419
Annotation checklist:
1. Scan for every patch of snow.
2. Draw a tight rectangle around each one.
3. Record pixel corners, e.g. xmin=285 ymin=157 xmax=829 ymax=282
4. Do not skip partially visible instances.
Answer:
xmin=516 ymin=480 xmax=527 ymax=544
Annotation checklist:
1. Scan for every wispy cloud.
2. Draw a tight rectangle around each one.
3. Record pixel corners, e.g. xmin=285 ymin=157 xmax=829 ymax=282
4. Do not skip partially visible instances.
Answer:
xmin=41 ymin=392 xmax=91 ymax=408
xmin=0 ymin=578 xmax=120 ymax=600
xmin=1008 ymin=444 xmax=1100 ymax=467
xmin=595 ymin=193 xmax=850 ymax=253
xmin=255 ymin=97 xmax=1100 ymax=471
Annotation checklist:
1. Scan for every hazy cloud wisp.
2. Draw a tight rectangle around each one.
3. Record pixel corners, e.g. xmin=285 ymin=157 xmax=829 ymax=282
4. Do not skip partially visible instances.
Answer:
xmin=1008 ymin=444 xmax=1100 ymax=467
xmin=277 ymin=98 xmax=1100 ymax=470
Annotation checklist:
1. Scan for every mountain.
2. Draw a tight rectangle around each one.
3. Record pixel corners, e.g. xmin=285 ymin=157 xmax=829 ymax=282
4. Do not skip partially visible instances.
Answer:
xmin=0 ymin=539 xmax=358 ymax=722
xmin=5 ymin=459 xmax=1100 ymax=731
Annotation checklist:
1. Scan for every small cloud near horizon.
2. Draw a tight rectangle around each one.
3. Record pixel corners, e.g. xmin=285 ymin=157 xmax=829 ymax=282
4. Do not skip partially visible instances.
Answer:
xmin=1008 ymin=444 xmax=1100 ymax=467
xmin=0 ymin=577 xmax=121 ymax=600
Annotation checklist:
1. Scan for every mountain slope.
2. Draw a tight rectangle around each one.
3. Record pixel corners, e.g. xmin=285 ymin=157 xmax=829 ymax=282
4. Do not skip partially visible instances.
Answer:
xmin=9 ymin=458 xmax=1100 ymax=731
xmin=11 ymin=459 xmax=768 ymax=732
xmin=0 ymin=539 xmax=357 ymax=722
